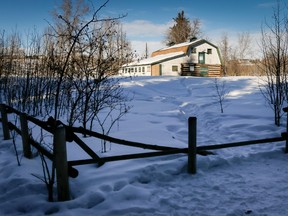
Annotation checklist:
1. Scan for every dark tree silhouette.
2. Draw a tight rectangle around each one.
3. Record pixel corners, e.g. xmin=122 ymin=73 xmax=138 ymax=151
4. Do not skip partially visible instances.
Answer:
xmin=165 ymin=10 xmax=201 ymax=45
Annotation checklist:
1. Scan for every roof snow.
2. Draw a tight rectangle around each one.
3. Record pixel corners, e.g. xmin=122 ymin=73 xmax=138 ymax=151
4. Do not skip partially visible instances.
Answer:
xmin=124 ymin=51 xmax=185 ymax=67
xmin=158 ymin=38 xmax=203 ymax=51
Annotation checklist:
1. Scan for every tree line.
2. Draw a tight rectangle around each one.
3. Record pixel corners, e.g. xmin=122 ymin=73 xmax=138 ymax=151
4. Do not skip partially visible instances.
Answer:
xmin=0 ymin=0 xmax=133 ymax=141
xmin=1 ymin=0 xmax=288 ymax=129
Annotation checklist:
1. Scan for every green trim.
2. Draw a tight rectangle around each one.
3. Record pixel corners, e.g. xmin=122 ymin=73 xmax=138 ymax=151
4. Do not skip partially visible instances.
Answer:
xmin=198 ymin=52 xmax=205 ymax=64
xmin=216 ymin=47 xmax=223 ymax=65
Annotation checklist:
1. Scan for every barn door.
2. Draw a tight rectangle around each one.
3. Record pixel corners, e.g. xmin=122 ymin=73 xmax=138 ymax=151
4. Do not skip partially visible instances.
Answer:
xmin=198 ymin=52 xmax=205 ymax=64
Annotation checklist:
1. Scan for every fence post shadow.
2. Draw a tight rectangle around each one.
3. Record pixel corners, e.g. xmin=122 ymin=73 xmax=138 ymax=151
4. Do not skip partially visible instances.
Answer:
xmin=188 ymin=117 xmax=197 ymax=174
xmin=283 ymin=107 xmax=288 ymax=153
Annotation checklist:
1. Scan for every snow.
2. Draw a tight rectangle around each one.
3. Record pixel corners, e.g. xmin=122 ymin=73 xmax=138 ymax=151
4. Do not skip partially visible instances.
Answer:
xmin=1 ymin=76 xmax=288 ymax=215
xmin=123 ymin=51 xmax=185 ymax=66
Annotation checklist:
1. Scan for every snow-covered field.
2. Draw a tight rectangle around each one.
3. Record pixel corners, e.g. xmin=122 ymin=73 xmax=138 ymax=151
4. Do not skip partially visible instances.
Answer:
xmin=1 ymin=76 xmax=288 ymax=216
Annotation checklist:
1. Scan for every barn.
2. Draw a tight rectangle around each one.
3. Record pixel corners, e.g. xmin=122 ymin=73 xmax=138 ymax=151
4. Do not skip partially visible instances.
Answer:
xmin=120 ymin=38 xmax=222 ymax=77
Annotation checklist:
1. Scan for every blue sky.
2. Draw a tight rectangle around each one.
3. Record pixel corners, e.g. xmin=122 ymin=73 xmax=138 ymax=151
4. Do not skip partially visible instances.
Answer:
xmin=0 ymin=0 xmax=283 ymax=56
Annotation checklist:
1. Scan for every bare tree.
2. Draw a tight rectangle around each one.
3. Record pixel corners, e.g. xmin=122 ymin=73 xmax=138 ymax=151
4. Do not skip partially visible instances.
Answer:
xmin=0 ymin=0 xmax=132 ymax=131
xmin=219 ymin=31 xmax=256 ymax=76
xmin=48 ymin=0 xmax=131 ymax=119
xmin=213 ymin=78 xmax=230 ymax=113
xmin=237 ymin=32 xmax=253 ymax=60
xmin=259 ymin=0 xmax=288 ymax=126
xmin=46 ymin=0 xmax=133 ymax=141
xmin=0 ymin=30 xmax=5 ymax=80
xmin=218 ymin=32 xmax=231 ymax=76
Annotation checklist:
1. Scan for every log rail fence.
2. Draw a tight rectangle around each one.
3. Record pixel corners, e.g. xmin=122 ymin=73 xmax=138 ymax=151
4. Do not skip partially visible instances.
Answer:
xmin=0 ymin=103 xmax=287 ymax=201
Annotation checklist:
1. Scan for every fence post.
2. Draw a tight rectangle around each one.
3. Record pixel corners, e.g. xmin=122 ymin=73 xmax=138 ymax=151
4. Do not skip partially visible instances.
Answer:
xmin=285 ymin=108 xmax=288 ymax=153
xmin=20 ymin=113 xmax=32 ymax=158
xmin=53 ymin=126 xmax=70 ymax=201
xmin=0 ymin=104 xmax=10 ymax=140
xmin=188 ymin=117 xmax=197 ymax=174
xmin=283 ymin=107 xmax=288 ymax=153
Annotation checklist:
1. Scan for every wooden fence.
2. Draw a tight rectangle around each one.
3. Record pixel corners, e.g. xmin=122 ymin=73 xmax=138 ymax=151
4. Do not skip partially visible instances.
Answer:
xmin=0 ymin=103 xmax=287 ymax=201
xmin=0 ymin=104 xmax=189 ymax=201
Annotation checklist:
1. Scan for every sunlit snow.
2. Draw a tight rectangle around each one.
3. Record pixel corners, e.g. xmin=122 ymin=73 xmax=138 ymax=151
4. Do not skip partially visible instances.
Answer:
xmin=0 ymin=76 xmax=288 ymax=216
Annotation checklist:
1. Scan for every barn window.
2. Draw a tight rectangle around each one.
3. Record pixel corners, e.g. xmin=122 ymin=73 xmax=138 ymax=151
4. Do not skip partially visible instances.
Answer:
xmin=207 ymin=49 xmax=212 ymax=54
xmin=172 ymin=65 xmax=178 ymax=72
xmin=142 ymin=67 xmax=145 ymax=72
xmin=192 ymin=48 xmax=197 ymax=53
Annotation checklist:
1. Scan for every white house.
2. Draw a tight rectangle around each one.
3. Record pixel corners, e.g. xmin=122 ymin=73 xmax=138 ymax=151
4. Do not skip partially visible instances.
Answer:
xmin=120 ymin=38 xmax=222 ymax=77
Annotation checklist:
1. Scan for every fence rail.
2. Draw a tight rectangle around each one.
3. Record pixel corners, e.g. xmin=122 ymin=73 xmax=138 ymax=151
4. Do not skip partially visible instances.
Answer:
xmin=0 ymin=104 xmax=188 ymax=201
xmin=0 ymin=103 xmax=287 ymax=201
xmin=197 ymin=136 xmax=285 ymax=151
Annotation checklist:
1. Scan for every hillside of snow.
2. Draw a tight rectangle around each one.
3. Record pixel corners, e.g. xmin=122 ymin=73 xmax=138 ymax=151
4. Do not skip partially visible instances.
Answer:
xmin=0 ymin=76 xmax=288 ymax=216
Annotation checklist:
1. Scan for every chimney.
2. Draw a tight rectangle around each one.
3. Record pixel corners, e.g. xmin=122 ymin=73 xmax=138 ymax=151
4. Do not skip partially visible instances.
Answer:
xmin=190 ymin=37 xmax=197 ymax=42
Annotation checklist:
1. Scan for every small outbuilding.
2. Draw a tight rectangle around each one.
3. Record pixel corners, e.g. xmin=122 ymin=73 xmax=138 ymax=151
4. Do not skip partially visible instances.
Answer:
xmin=120 ymin=38 xmax=222 ymax=77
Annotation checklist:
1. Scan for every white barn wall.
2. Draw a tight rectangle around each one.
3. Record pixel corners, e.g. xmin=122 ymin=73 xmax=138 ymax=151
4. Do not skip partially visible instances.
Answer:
xmin=160 ymin=57 xmax=184 ymax=76
xmin=186 ymin=43 xmax=221 ymax=65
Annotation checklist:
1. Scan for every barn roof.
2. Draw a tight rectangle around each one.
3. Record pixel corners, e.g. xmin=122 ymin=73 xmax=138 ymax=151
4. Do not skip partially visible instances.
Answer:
xmin=152 ymin=38 xmax=219 ymax=57
xmin=123 ymin=51 xmax=185 ymax=67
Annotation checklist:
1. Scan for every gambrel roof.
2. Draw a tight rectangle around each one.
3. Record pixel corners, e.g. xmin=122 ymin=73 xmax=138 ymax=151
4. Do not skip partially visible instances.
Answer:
xmin=124 ymin=51 xmax=185 ymax=67
xmin=152 ymin=38 xmax=219 ymax=57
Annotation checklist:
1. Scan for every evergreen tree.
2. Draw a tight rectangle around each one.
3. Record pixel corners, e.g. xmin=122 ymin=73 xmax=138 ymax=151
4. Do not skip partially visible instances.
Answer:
xmin=165 ymin=10 xmax=201 ymax=45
